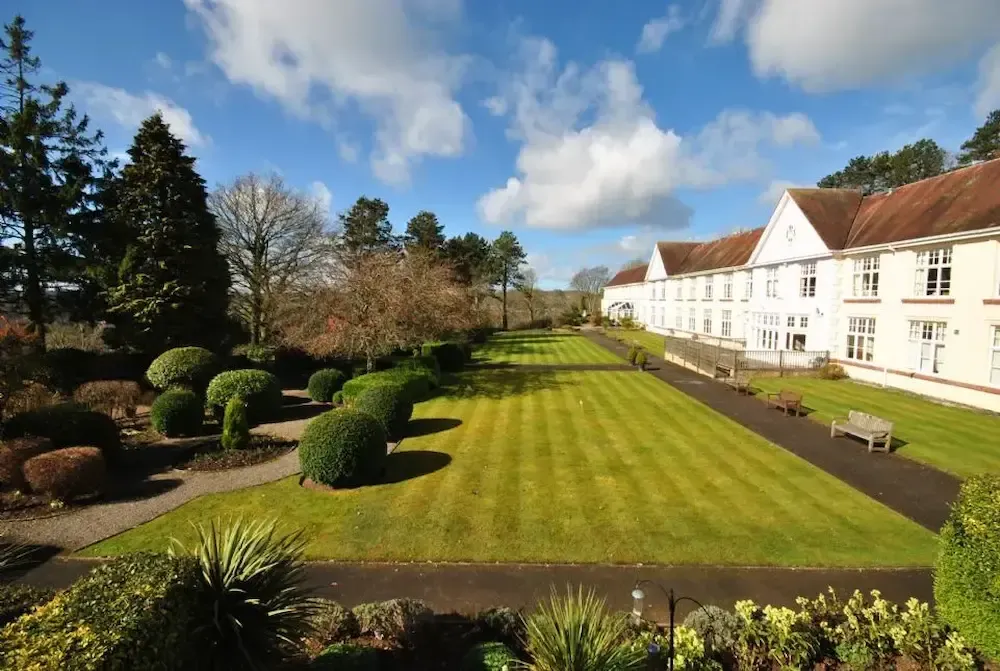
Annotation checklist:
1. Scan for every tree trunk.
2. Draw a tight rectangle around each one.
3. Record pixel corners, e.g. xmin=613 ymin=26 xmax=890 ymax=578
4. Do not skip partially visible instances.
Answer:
xmin=501 ymin=281 xmax=508 ymax=330
xmin=249 ymin=290 xmax=263 ymax=346
xmin=22 ymin=218 xmax=46 ymax=351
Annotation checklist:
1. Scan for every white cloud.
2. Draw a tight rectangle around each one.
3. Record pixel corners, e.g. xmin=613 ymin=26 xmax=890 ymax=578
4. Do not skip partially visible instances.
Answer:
xmin=482 ymin=95 xmax=508 ymax=116
xmin=154 ymin=52 xmax=172 ymax=70
xmin=337 ymin=137 xmax=360 ymax=163
xmin=184 ymin=0 xmax=469 ymax=184
xmin=975 ymin=44 xmax=1000 ymax=118
xmin=712 ymin=0 xmax=1000 ymax=93
xmin=310 ymin=181 xmax=333 ymax=214
xmin=757 ymin=179 xmax=801 ymax=205
xmin=525 ymin=252 xmax=574 ymax=286
xmin=636 ymin=5 xmax=684 ymax=54
xmin=477 ymin=38 xmax=819 ymax=231
xmin=74 ymin=82 xmax=208 ymax=147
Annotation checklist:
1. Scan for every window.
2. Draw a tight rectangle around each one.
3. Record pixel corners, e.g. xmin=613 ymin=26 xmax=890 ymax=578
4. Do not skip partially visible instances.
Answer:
xmin=704 ymin=277 xmax=714 ymax=300
xmin=799 ymin=316 xmax=808 ymax=329
xmin=852 ymin=256 xmax=880 ymax=297
xmin=753 ymin=313 xmax=779 ymax=350
xmin=787 ymin=316 xmax=796 ymax=328
xmin=721 ymin=310 xmax=732 ymax=337
xmin=991 ymin=327 xmax=1000 ymax=385
xmin=745 ymin=273 xmax=753 ymax=299
xmin=723 ymin=273 xmax=733 ymax=299
xmin=659 ymin=281 xmax=665 ymax=300
xmin=688 ymin=279 xmax=696 ymax=300
xmin=766 ymin=267 xmax=779 ymax=298
xmin=675 ymin=280 xmax=683 ymax=300
xmin=914 ymin=248 xmax=952 ymax=296
xmin=786 ymin=314 xmax=808 ymax=351
xmin=660 ymin=307 xmax=666 ymax=327
xmin=650 ymin=283 xmax=656 ymax=299
xmin=908 ymin=321 xmax=946 ymax=373
xmin=703 ymin=309 xmax=712 ymax=334
xmin=846 ymin=317 xmax=875 ymax=362
xmin=675 ymin=311 xmax=683 ymax=329
xmin=799 ymin=262 xmax=817 ymax=297
xmin=688 ymin=307 xmax=696 ymax=331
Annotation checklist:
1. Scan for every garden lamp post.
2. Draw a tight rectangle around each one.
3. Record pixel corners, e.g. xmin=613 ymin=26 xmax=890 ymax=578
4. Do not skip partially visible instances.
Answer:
xmin=631 ymin=580 xmax=708 ymax=671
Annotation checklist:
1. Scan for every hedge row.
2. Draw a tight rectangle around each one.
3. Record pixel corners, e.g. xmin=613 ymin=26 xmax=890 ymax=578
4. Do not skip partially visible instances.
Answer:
xmin=342 ymin=369 xmax=435 ymax=404
xmin=420 ymin=341 xmax=469 ymax=373
xmin=4 ymin=404 xmax=121 ymax=461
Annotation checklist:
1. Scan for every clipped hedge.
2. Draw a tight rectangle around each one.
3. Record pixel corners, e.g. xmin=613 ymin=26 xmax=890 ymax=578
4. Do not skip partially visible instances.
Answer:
xmin=299 ymin=409 xmax=387 ymax=487
xmin=4 ymin=404 xmax=121 ymax=460
xmin=40 ymin=347 xmax=96 ymax=395
xmin=461 ymin=641 xmax=517 ymax=671
xmin=308 ymin=368 xmax=347 ymax=403
xmin=342 ymin=369 xmax=435 ymax=404
xmin=146 ymin=346 xmax=221 ymax=393
xmin=311 ymin=643 xmax=380 ymax=670
xmin=0 ymin=437 xmax=54 ymax=491
xmin=0 ymin=553 xmax=201 ymax=670
xmin=221 ymin=397 xmax=250 ymax=451
xmin=354 ymin=384 xmax=413 ymax=440
xmin=206 ymin=369 xmax=282 ymax=423
xmin=22 ymin=447 xmax=107 ymax=502
xmin=935 ymin=473 xmax=1000 ymax=658
xmin=421 ymin=341 xmax=466 ymax=372
xmin=0 ymin=583 xmax=56 ymax=628
xmin=395 ymin=355 xmax=441 ymax=384
xmin=150 ymin=388 xmax=204 ymax=437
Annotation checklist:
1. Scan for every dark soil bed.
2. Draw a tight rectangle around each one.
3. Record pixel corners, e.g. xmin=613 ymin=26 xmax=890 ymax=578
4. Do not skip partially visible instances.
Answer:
xmin=178 ymin=435 xmax=296 ymax=472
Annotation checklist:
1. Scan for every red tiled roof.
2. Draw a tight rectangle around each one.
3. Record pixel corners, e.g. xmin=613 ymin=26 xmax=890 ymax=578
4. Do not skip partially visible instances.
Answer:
xmin=605 ymin=264 xmax=648 ymax=287
xmin=785 ymin=188 xmax=862 ymax=250
xmin=672 ymin=228 xmax=764 ymax=274
xmin=655 ymin=242 xmax=701 ymax=274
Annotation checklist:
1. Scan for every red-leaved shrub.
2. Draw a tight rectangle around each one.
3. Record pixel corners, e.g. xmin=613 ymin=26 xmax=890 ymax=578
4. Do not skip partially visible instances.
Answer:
xmin=73 ymin=380 xmax=142 ymax=419
xmin=0 ymin=437 xmax=54 ymax=491
xmin=22 ymin=446 xmax=107 ymax=502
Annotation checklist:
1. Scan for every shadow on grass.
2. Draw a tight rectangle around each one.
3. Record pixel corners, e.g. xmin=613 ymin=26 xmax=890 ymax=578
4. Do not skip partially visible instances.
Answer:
xmin=381 ymin=450 xmax=452 ymax=484
xmin=406 ymin=418 xmax=462 ymax=437
xmin=438 ymin=369 xmax=567 ymax=400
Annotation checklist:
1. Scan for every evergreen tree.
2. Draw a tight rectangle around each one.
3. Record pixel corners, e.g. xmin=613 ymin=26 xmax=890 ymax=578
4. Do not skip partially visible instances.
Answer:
xmin=403 ymin=210 xmax=444 ymax=253
xmin=104 ymin=114 xmax=230 ymax=353
xmin=336 ymin=196 xmax=398 ymax=256
xmin=818 ymin=139 xmax=947 ymax=194
xmin=489 ymin=231 xmax=526 ymax=330
xmin=958 ymin=109 xmax=1000 ymax=165
xmin=442 ymin=232 xmax=491 ymax=287
xmin=0 ymin=15 xmax=107 ymax=348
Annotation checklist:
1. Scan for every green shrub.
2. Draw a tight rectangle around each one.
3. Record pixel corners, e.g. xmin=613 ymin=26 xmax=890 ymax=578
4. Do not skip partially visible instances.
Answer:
xmin=310 ymin=599 xmax=361 ymax=647
xmin=354 ymin=384 xmax=413 ymax=440
xmin=733 ymin=600 xmax=819 ymax=671
xmin=146 ymin=346 xmax=220 ymax=392
xmin=818 ymin=363 xmax=847 ymax=380
xmin=311 ymin=643 xmax=380 ymax=670
xmin=635 ymin=350 xmax=648 ymax=368
xmin=206 ymin=369 xmax=282 ymax=423
xmin=40 ymin=347 xmax=96 ymax=394
xmin=523 ymin=587 xmax=644 ymax=671
xmin=4 ymin=404 xmax=121 ymax=459
xmin=353 ymin=599 xmax=433 ymax=645
xmin=308 ymin=369 xmax=347 ymax=402
xmin=625 ymin=626 xmax=711 ymax=671
xmin=298 ymin=409 xmax=387 ymax=487
xmin=473 ymin=607 xmax=525 ymax=646
xmin=221 ymin=396 xmax=250 ymax=450
xmin=0 ymin=583 xmax=56 ymax=627
xmin=170 ymin=517 xmax=316 ymax=670
xmin=332 ymin=390 xmax=344 ymax=405
xmin=421 ymin=341 xmax=466 ymax=372
xmin=232 ymin=343 xmax=277 ymax=368
xmin=150 ymin=388 xmax=204 ymax=437
xmin=626 ymin=345 xmax=639 ymax=365
xmin=342 ymin=369 xmax=434 ymax=404
xmin=0 ymin=553 xmax=201 ymax=670
xmin=683 ymin=605 xmax=739 ymax=656
xmin=461 ymin=641 xmax=517 ymax=671
xmin=936 ymin=474 xmax=1000 ymax=658
xmin=395 ymin=355 xmax=441 ymax=385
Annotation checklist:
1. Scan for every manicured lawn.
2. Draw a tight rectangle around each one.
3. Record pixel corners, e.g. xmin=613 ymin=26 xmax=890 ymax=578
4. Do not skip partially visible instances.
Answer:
xmin=753 ymin=377 xmax=1000 ymax=478
xmin=475 ymin=330 xmax=622 ymax=365
xmin=605 ymin=328 xmax=666 ymax=356
xmin=84 ymin=370 xmax=936 ymax=566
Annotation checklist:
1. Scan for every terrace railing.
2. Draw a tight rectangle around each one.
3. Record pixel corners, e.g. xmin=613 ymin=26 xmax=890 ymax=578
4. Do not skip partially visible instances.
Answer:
xmin=662 ymin=336 xmax=828 ymax=377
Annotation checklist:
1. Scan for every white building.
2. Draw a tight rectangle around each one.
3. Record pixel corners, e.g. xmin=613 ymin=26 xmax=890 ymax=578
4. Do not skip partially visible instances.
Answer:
xmin=601 ymin=158 xmax=1000 ymax=412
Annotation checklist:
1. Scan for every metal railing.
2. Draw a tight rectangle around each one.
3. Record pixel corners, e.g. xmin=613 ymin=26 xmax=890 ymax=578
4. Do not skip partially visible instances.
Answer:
xmin=663 ymin=336 xmax=828 ymax=377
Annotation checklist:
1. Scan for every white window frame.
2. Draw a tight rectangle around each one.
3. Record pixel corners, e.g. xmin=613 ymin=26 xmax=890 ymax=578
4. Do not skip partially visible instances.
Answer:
xmin=846 ymin=317 xmax=876 ymax=363
xmin=914 ymin=248 xmax=953 ymax=297
xmin=745 ymin=273 xmax=753 ymax=299
xmin=766 ymin=267 xmax=779 ymax=298
xmin=704 ymin=277 xmax=714 ymax=300
xmin=675 ymin=311 xmax=683 ymax=329
xmin=703 ymin=309 xmax=712 ymax=334
xmin=688 ymin=307 xmax=696 ymax=331
xmin=852 ymin=256 xmax=880 ymax=297
xmin=990 ymin=326 xmax=1000 ymax=386
xmin=723 ymin=273 xmax=733 ymax=299
xmin=659 ymin=281 xmax=665 ymax=300
xmin=908 ymin=320 xmax=946 ymax=374
xmin=721 ymin=310 xmax=732 ymax=337
xmin=799 ymin=262 xmax=817 ymax=298
xmin=688 ymin=279 xmax=696 ymax=300
xmin=675 ymin=280 xmax=683 ymax=300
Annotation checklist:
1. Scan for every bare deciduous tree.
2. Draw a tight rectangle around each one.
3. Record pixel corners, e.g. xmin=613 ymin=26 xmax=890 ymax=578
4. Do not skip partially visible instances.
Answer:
xmin=570 ymin=266 xmax=611 ymax=314
xmin=519 ymin=268 xmax=539 ymax=324
xmin=210 ymin=173 xmax=331 ymax=345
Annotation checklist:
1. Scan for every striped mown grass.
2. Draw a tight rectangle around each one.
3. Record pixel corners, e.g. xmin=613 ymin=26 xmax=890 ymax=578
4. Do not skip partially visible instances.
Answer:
xmin=83 ymin=370 xmax=936 ymax=566
xmin=605 ymin=328 xmax=667 ymax=357
xmin=753 ymin=377 xmax=1000 ymax=478
xmin=476 ymin=330 xmax=622 ymax=365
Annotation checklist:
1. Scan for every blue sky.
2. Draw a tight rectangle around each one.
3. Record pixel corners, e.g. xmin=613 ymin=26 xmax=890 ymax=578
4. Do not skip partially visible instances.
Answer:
xmin=15 ymin=0 xmax=1000 ymax=287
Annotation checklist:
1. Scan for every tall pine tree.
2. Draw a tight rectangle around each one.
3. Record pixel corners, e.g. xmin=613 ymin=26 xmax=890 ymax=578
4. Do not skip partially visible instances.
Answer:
xmin=403 ymin=210 xmax=444 ymax=253
xmin=336 ymin=196 xmax=398 ymax=257
xmin=104 ymin=114 xmax=230 ymax=353
xmin=958 ymin=109 xmax=1000 ymax=165
xmin=490 ymin=231 xmax=526 ymax=330
xmin=0 ymin=15 xmax=107 ymax=348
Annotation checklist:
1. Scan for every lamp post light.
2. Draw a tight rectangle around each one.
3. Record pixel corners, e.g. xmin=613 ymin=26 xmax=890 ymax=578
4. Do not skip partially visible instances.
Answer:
xmin=631 ymin=581 xmax=708 ymax=671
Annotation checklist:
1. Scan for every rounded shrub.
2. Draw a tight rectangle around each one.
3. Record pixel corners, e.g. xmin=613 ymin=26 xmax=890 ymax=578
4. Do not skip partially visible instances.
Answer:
xmin=146 ymin=346 xmax=220 ymax=393
xmin=206 ymin=369 xmax=282 ymax=423
xmin=331 ymin=390 xmax=344 ymax=406
xmin=396 ymin=356 xmax=441 ymax=385
xmin=22 ymin=446 xmax=107 ymax=502
xmin=308 ymin=369 xmax=347 ymax=403
xmin=298 ymin=408 xmax=387 ymax=487
xmin=220 ymin=397 xmax=250 ymax=450
xmin=0 ymin=437 xmax=54 ymax=491
xmin=4 ymin=404 xmax=121 ymax=459
xmin=935 ymin=474 xmax=1000 ymax=658
xmin=461 ymin=641 xmax=517 ymax=671
xmin=150 ymin=389 xmax=204 ymax=437
xmin=310 ymin=600 xmax=361 ymax=647
xmin=354 ymin=384 xmax=413 ymax=440
xmin=312 ymin=643 xmax=380 ymax=671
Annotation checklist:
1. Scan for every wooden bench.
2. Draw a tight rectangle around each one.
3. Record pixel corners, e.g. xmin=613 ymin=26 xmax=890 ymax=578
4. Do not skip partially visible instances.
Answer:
xmin=766 ymin=390 xmax=803 ymax=416
xmin=831 ymin=410 xmax=894 ymax=453
xmin=724 ymin=370 xmax=752 ymax=395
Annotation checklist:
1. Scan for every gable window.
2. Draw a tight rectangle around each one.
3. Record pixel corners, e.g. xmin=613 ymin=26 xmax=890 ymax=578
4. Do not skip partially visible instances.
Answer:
xmin=704 ymin=277 xmax=714 ymax=300
xmin=766 ymin=267 xmax=779 ymax=298
xmin=991 ymin=327 xmax=1000 ymax=385
xmin=846 ymin=317 xmax=875 ymax=362
xmin=703 ymin=309 xmax=712 ymax=334
xmin=723 ymin=273 xmax=733 ymax=299
xmin=721 ymin=310 xmax=732 ymax=337
xmin=688 ymin=279 xmax=696 ymax=300
xmin=799 ymin=262 xmax=817 ymax=298
xmin=688 ymin=307 xmax=696 ymax=331
xmin=914 ymin=247 xmax=952 ymax=296
xmin=908 ymin=320 xmax=946 ymax=373
xmin=852 ymin=256 xmax=880 ymax=297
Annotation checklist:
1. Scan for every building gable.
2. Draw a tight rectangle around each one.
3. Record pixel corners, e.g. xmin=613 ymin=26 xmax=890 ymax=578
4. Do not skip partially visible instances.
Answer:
xmin=645 ymin=246 xmax=667 ymax=281
xmin=749 ymin=192 xmax=833 ymax=265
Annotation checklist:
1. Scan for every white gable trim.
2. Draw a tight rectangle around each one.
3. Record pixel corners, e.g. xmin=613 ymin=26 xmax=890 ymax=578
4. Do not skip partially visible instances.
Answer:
xmin=748 ymin=191 xmax=834 ymax=266
xmin=747 ymin=192 xmax=790 ymax=265
xmin=644 ymin=246 xmax=667 ymax=281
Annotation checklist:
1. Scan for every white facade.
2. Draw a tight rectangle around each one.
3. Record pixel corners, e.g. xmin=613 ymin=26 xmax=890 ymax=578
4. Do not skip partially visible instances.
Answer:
xmin=601 ymin=164 xmax=1000 ymax=412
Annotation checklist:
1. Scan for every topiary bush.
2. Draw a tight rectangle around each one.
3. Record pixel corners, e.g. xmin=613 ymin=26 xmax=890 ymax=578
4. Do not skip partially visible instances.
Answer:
xmin=73 ymin=380 xmax=142 ymax=419
xmin=461 ymin=641 xmax=517 ymax=671
xmin=150 ymin=388 xmax=204 ymax=437
xmin=0 ymin=437 xmax=54 ymax=491
xmin=22 ymin=447 xmax=107 ymax=502
xmin=308 ymin=369 xmax=347 ymax=403
xmin=310 ymin=599 xmax=361 ymax=649
xmin=146 ymin=346 xmax=221 ymax=393
xmin=421 ymin=341 xmax=466 ymax=372
xmin=935 ymin=473 xmax=1000 ymax=658
xmin=332 ymin=390 xmax=344 ymax=406
xmin=206 ymin=369 xmax=282 ymax=423
xmin=311 ymin=643 xmax=381 ymax=670
xmin=0 ymin=553 xmax=201 ymax=670
xmin=231 ymin=343 xmax=277 ymax=369
xmin=473 ymin=607 xmax=525 ymax=647
xmin=354 ymin=384 xmax=413 ymax=440
xmin=395 ymin=356 xmax=441 ymax=385
xmin=298 ymin=409 xmax=387 ymax=487
xmin=683 ymin=604 xmax=739 ymax=656
xmin=221 ymin=397 xmax=250 ymax=451
xmin=342 ymin=369 xmax=434 ymax=404
xmin=4 ymin=404 xmax=121 ymax=460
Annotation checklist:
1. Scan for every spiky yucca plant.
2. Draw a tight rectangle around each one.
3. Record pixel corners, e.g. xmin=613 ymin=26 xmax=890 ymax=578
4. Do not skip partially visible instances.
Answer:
xmin=0 ymin=536 xmax=32 ymax=575
xmin=521 ymin=586 xmax=645 ymax=671
xmin=170 ymin=518 xmax=317 ymax=670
